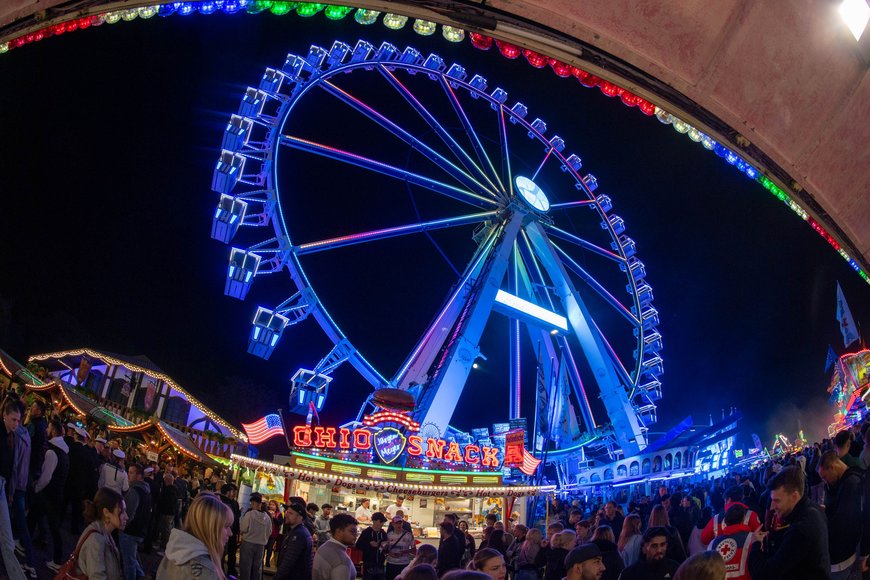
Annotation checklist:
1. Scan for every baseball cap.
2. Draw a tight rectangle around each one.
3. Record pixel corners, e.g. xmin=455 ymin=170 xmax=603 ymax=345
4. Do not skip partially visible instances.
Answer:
xmin=564 ymin=543 xmax=602 ymax=569
xmin=285 ymin=503 xmax=307 ymax=517
xmin=392 ymin=515 xmax=404 ymax=523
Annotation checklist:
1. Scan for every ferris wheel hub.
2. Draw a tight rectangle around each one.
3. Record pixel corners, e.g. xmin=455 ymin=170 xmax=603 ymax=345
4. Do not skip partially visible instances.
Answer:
xmin=514 ymin=175 xmax=550 ymax=213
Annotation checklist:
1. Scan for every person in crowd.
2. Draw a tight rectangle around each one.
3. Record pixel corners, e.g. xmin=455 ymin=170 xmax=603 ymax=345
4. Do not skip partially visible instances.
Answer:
xmin=29 ymin=419 xmax=67 ymax=574
xmin=835 ymin=430 xmax=863 ymax=470
xmin=647 ymin=505 xmax=686 ymax=564
xmin=748 ymin=465 xmax=830 ymax=580
xmin=402 ymin=564 xmax=439 ymax=580
xmin=443 ymin=514 xmax=469 ymax=560
xmin=617 ymin=513 xmax=643 ymax=568
xmin=314 ymin=502 xmax=332 ymax=545
xmin=439 ymin=521 xmax=465 ymax=576
xmin=618 ymin=527 xmax=679 ymax=580
xmin=120 ymin=463 xmax=151 ymax=580
xmin=466 ymin=548 xmax=507 ymax=580
xmin=238 ymin=492 xmax=272 ymax=580
xmin=700 ymin=486 xmax=761 ymax=546
xmin=601 ymin=502 xmax=624 ymax=540
xmin=64 ymin=425 xmax=92 ymax=534
xmin=219 ymin=483 xmax=241 ymax=576
xmin=0 ymin=397 xmax=27 ymax=580
xmin=457 ymin=520 xmax=476 ymax=567
xmin=386 ymin=514 xmax=416 ymax=580
xmin=589 ymin=526 xmax=622 ymax=580
xmin=817 ymin=449 xmax=864 ymax=579
xmin=356 ymin=498 xmax=374 ymax=524
xmin=98 ymin=448 xmax=130 ymax=495
xmin=157 ymin=472 xmax=180 ymax=552
xmin=265 ymin=499 xmax=283 ymax=568
xmin=157 ymin=491 xmax=234 ymax=580
xmin=356 ymin=511 xmax=389 ymax=580
xmin=306 ymin=502 xmax=320 ymax=521
xmin=73 ymin=487 xmax=127 ymax=579
xmin=7 ymin=398 xmax=33 ymax=579
xmin=387 ymin=495 xmax=410 ymax=521
xmin=540 ymin=529 xmax=575 ymax=580
xmin=708 ymin=503 xmax=754 ymax=580
xmin=673 ymin=552 xmax=726 ymax=580
xmin=313 ymin=512 xmax=358 ymax=580
xmin=514 ymin=527 xmax=542 ymax=580
xmin=576 ymin=520 xmax=593 ymax=543
xmin=487 ymin=528 xmax=509 ymax=557
xmin=174 ymin=468 xmax=190 ymax=528
xmin=567 ymin=509 xmax=584 ymax=530
xmin=143 ymin=464 xmax=162 ymax=553
xmin=276 ymin=502 xmax=313 ymax=580
xmin=398 ymin=544 xmax=437 ymax=578
xmin=563 ymin=543 xmax=605 ymax=580
xmin=25 ymin=400 xmax=47 ymax=480
xmin=504 ymin=523 xmax=526 ymax=575
xmin=686 ymin=506 xmax=712 ymax=556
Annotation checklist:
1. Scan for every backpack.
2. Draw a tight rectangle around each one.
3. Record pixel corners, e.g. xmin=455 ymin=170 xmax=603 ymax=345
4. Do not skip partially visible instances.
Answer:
xmin=53 ymin=528 xmax=98 ymax=580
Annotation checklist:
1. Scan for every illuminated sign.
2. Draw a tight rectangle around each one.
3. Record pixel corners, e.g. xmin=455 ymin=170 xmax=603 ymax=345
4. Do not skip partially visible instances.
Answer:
xmin=291 ymin=425 xmax=502 ymax=468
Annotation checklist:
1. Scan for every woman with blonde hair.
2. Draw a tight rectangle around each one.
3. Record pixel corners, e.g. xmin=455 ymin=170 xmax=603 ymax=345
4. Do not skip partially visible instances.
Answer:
xmin=647 ymin=505 xmax=687 ymax=564
xmin=157 ymin=492 xmax=234 ymax=580
xmin=673 ymin=552 xmax=725 ymax=580
xmin=617 ymin=514 xmax=643 ymax=566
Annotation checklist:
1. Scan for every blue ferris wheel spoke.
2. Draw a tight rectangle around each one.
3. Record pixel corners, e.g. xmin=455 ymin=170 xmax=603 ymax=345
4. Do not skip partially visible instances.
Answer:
xmin=545 ymin=224 xmax=626 ymax=263
xmin=377 ymin=66 xmax=504 ymax=198
xmin=439 ymin=77 xmax=507 ymax=195
xmin=318 ymin=80 xmax=500 ymax=201
xmin=531 ymin=149 xmax=553 ymax=182
xmin=549 ymin=200 xmax=598 ymax=210
xmin=586 ymin=312 xmax=636 ymax=389
xmin=497 ymin=105 xmax=515 ymax=198
xmin=278 ymin=134 xmax=499 ymax=209
xmin=551 ymin=241 xmax=641 ymax=327
xmin=518 ymin=229 xmax=558 ymax=312
xmin=294 ymin=211 xmax=498 ymax=256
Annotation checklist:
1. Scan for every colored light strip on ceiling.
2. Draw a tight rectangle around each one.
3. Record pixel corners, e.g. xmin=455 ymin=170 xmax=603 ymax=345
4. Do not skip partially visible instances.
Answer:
xmin=0 ymin=3 xmax=865 ymax=286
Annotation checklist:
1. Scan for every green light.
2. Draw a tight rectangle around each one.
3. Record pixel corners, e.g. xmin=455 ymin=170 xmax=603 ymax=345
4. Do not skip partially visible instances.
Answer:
xmin=121 ymin=9 xmax=139 ymax=21
xmin=104 ymin=11 xmax=122 ymax=24
xmin=442 ymin=26 xmax=465 ymax=42
xmin=292 ymin=451 xmax=497 ymax=477
xmin=246 ymin=0 xmax=273 ymax=13
xmin=295 ymin=3 xmax=325 ymax=17
xmin=382 ymin=13 xmax=408 ymax=30
xmin=268 ymin=2 xmax=295 ymax=15
xmin=324 ymin=5 xmax=352 ymax=19
xmin=412 ymin=19 xmax=437 ymax=36
xmin=354 ymin=8 xmax=379 ymax=25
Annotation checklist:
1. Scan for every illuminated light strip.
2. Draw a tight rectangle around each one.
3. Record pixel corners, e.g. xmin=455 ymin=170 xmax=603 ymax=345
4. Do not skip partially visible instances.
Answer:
xmin=292 ymin=451 xmax=497 ymax=476
xmin=28 ymin=348 xmax=246 ymax=441
xmin=362 ymin=411 xmax=420 ymax=431
xmin=494 ymin=289 xmax=568 ymax=331
xmin=0 ymin=6 xmax=863 ymax=284
xmin=230 ymin=454 xmax=555 ymax=495
xmin=0 ymin=356 xmax=58 ymax=390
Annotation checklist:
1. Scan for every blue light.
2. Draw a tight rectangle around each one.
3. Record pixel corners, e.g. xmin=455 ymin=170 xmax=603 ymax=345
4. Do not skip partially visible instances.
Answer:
xmin=253 ymin=326 xmax=261 ymax=340
xmin=197 ymin=2 xmax=217 ymax=14
xmin=271 ymin=335 xmax=279 ymax=347
xmin=229 ymin=215 xmax=238 ymax=224
xmin=222 ymin=0 xmax=246 ymax=13
xmin=713 ymin=143 xmax=729 ymax=158
xmin=177 ymin=2 xmax=195 ymax=15
xmin=214 ymin=208 xmax=221 ymax=219
xmin=725 ymin=151 xmax=740 ymax=165
xmin=158 ymin=4 xmax=178 ymax=16
xmin=228 ymin=265 xmax=236 ymax=278
xmin=744 ymin=166 xmax=758 ymax=179
xmin=298 ymin=391 xmax=305 ymax=405
xmin=245 ymin=271 xmax=253 ymax=282
xmin=317 ymin=395 xmax=325 ymax=409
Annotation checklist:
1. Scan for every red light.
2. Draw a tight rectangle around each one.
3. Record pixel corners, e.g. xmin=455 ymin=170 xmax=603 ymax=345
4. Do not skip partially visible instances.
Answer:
xmin=51 ymin=23 xmax=66 ymax=35
xmin=24 ymin=33 xmax=36 ymax=44
xmin=574 ymin=69 xmax=599 ymax=87
xmin=549 ymin=58 xmax=572 ymax=77
xmin=620 ymin=91 xmax=639 ymax=107
xmin=32 ymin=30 xmax=45 ymax=42
xmin=78 ymin=17 xmax=92 ymax=29
xmin=469 ymin=32 xmax=493 ymax=51
xmin=637 ymin=99 xmax=656 ymax=116
xmin=599 ymin=81 xmax=621 ymax=97
xmin=522 ymin=49 xmax=548 ymax=68
xmin=66 ymin=19 xmax=79 ymax=32
xmin=12 ymin=37 xmax=25 ymax=48
xmin=495 ymin=40 xmax=521 ymax=59
xmin=90 ymin=15 xmax=104 ymax=26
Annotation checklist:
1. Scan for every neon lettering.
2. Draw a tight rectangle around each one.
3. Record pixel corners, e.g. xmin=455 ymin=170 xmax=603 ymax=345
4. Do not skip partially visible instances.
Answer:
xmin=444 ymin=442 xmax=462 ymax=462
xmin=426 ymin=438 xmax=446 ymax=459
xmin=407 ymin=436 xmax=423 ymax=456
xmin=481 ymin=446 xmax=500 ymax=467
xmin=463 ymin=445 xmax=480 ymax=464
xmin=353 ymin=429 xmax=372 ymax=450
xmin=313 ymin=427 xmax=336 ymax=448
xmin=293 ymin=426 xmax=312 ymax=446
xmin=338 ymin=427 xmax=352 ymax=449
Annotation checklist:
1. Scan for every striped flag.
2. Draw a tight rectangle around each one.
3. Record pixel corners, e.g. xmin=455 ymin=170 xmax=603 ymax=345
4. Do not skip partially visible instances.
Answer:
xmin=242 ymin=414 xmax=285 ymax=444
xmin=519 ymin=448 xmax=542 ymax=476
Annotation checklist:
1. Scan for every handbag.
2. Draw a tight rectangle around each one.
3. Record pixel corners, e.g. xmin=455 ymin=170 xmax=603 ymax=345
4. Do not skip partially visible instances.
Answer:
xmin=53 ymin=528 xmax=99 ymax=580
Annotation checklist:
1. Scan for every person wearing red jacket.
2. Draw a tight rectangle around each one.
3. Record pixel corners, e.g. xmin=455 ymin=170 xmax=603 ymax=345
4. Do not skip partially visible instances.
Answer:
xmin=709 ymin=504 xmax=756 ymax=580
xmin=700 ymin=486 xmax=761 ymax=546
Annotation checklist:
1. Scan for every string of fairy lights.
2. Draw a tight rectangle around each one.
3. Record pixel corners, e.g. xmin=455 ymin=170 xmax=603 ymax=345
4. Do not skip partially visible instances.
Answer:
xmin=1 ymin=2 xmax=866 ymax=286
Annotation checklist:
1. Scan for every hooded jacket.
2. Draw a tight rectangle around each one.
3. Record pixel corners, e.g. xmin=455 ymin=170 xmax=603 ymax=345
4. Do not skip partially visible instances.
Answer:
xmin=156 ymin=528 xmax=221 ymax=580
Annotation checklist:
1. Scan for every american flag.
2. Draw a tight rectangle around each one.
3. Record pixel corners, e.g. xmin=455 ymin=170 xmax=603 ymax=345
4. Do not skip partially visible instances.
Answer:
xmin=242 ymin=414 xmax=285 ymax=444
xmin=519 ymin=449 xmax=542 ymax=476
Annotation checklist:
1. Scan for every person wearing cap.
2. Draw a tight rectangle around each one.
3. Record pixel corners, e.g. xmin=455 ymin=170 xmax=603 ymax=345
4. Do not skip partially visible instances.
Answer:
xmin=356 ymin=511 xmax=388 ymax=580
xmin=618 ymin=527 xmax=679 ymax=580
xmin=385 ymin=513 xmax=416 ymax=580
xmin=276 ymin=502 xmax=313 ymax=580
xmin=98 ymin=447 xmax=130 ymax=496
xmin=564 ymin=543 xmax=605 ymax=580
xmin=239 ymin=492 xmax=272 ymax=580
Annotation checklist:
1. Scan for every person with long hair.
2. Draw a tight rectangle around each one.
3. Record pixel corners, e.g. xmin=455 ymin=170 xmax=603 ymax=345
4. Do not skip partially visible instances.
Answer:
xmin=514 ymin=528 xmax=542 ymax=580
xmin=157 ymin=492 xmax=234 ymax=580
xmin=401 ymin=563 xmax=438 ymax=580
xmin=674 ymin=551 xmax=726 ymax=580
xmin=617 ymin=513 xmax=643 ymax=567
xmin=590 ymin=525 xmax=624 ymax=580
xmin=687 ymin=507 xmax=713 ymax=556
xmin=264 ymin=500 xmax=283 ymax=568
xmin=397 ymin=543 xmax=437 ymax=579
xmin=75 ymin=487 xmax=127 ymax=579
xmin=648 ymin=504 xmax=686 ymax=563
xmin=457 ymin=520 xmax=476 ymax=567
xmin=466 ymin=548 xmax=507 ymax=580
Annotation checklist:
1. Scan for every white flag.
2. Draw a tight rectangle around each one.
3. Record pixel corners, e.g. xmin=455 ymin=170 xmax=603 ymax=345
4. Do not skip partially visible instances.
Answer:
xmin=836 ymin=282 xmax=860 ymax=348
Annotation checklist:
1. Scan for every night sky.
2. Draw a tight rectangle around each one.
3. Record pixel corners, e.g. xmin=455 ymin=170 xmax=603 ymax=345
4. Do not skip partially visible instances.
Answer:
xmin=1 ymin=11 xmax=868 ymax=452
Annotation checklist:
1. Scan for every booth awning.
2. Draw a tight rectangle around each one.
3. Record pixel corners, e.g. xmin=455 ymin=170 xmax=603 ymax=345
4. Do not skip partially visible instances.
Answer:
xmin=109 ymin=418 xmax=219 ymax=466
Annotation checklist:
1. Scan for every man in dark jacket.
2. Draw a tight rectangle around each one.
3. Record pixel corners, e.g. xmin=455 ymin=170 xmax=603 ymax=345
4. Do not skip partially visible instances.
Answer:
xmin=618 ymin=527 xmax=679 ymax=580
xmin=748 ymin=466 xmax=831 ymax=580
xmin=437 ymin=521 xmax=464 ymax=576
xmin=25 ymin=400 xmax=47 ymax=481
xmin=818 ymin=450 xmax=863 ymax=579
xmin=356 ymin=512 xmax=388 ymax=579
xmin=156 ymin=473 xmax=179 ymax=551
xmin=29 ymin=420 xmax=69 ymax=572
xmin=276 ymin=502 xmax=313 ymax=580
xmin=120 ymin=464 xmax=151 ymax=580
xmin=220 ymin=483 xmax=241 ymax=576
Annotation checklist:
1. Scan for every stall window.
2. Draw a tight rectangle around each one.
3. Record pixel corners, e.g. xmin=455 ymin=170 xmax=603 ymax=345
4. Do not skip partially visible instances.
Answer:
xmin=590 ymin=473 xmax=601 ymax=483
xmin=652 ymin=456 xmax=662 ymax=473
xmin=604 ymin=468 xmax=614 ymax=480
xmin=664 ymin=454 xmax=672 ymax=470
xmin=641 ymin=459 xmax=651 ymax=474
xmin=163 ymin=396 xmax=191 ymax=425
xmin=629 ymin=461 xmax=640 ymax=476
xmin=674 ymin=451 xmax=682 ymax=469
xmin=617 ymin=464 xmax=627 ymax=478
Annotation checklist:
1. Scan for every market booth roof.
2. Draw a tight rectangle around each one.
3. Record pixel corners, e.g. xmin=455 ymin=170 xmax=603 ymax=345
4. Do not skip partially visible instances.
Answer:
xmin=231 ymin=453 xmax=555 ymax=499
xmin=110 ymin=417 xmax=221 ymax=466
xmin=24 ymin=378 xmax=136 ymax=427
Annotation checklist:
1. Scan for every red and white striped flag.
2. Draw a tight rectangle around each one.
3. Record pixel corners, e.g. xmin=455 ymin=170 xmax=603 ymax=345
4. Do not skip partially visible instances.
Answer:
xmin=520 ymin=448 xmax=542 ymax=476
xmin=242 ymin=414 xmax=285 ymax=445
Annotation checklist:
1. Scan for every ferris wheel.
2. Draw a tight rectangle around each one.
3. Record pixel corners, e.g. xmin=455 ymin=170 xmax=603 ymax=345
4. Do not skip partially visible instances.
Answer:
xmin=210 ymin=39 xmax=663 ymax=459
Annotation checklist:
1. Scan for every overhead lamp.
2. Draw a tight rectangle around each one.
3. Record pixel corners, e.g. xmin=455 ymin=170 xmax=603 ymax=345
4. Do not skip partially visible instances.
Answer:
xmin=840 ymin=0 xmax=870 ymax=41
